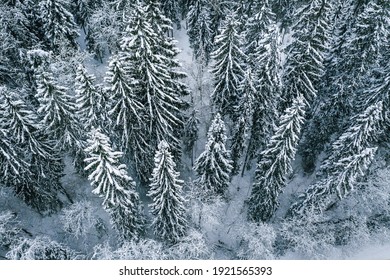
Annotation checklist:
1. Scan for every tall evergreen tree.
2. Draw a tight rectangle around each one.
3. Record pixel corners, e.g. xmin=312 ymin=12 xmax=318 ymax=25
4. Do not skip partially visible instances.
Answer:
xmin=38 ymin=0 xmax=79 ymax=49
xmin=148 ymin=140 xmax=187 ymax=243
xmin=243 ymin=0 xmax=275 ymax=61
xmin=0 ymin=86 xmax=63 ymax=214
xmin=194 ymin=113 xmax=233 ymax=197
xmin=281 ymin=0 xmax=332 ymax=110
xmin=210 ymin=14 xmax=246 ymax=119
xmin=187 ymin=0 xmax=214 ymax=64
xmin=35 ymin=70 xmax=82 ymax=151
xmin=241 ymin=6 xmax=281 ymax=173
xmin=120 ymin=2 xmax=189 ymax=181
xmin=289 ymin=102 xmax=383 ymax=216
xmin=299 ymin=0 xmax=390 ymax=172
xmin=75 ymin=64 xmax=105 ymax=131
xmin=105 ymin=56 xmax=143 ymax=153
xmin=84 ymin=127 xmax=144 ymax=241
xmin=248 ymin=95 xmax=306 ymax=223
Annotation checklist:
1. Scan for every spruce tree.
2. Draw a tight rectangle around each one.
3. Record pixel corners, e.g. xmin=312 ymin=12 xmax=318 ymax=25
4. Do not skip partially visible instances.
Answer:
xmin=148 ymin=140 xmax=187 ymax=243
xmin=194 ymin=113 xmax=233 ymax=197
xmin=75 ymin=64 xmax=105 ymax=131
xmin=299 ymin=0 xmax=390 ymax=173
xmin=187 ymin=0 xmax=214 ymax=64
xmin=289 ymin=102 xmax=384 ymax=216
xmin=38 ymin=0 xmax=79 ymax=49
xmin=0 ymin=86 xmax=63 ymax=214
xmin=35 ymin=70 xmax=82 ymax=151
xmin=84 ymin=127 xmax=144 ymax=241
xmin=210 ymin=14 xmax=246 ymax=119
xmin=241 ymin=10 xmax=281 ymax=173
xmin=120 ymin=3 xmax=189 ymax=181
xmin=281 ymin=0 xmax=332 ymax=110
xmin=105 ymin=56 xmax=143 ymax=153
xmin=248 ymin=95 xmax=306 ymax=223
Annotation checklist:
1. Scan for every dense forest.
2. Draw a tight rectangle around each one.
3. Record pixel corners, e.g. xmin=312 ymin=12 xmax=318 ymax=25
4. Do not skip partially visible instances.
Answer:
xmin=1 ymin=0 xmax=390 ymax=260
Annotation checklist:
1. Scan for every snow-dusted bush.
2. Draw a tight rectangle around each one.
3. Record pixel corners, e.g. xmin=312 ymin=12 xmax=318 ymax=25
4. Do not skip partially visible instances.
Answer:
xmin=60 ymin=201 xmax=96 ymax=239
xmin=169 ymin=228 xmax=212 ymax=259
xmin=6 ymin=236 xmax=78 ymax=260
xmin=0 ymin=211 xmax=20 ymax=247
xmin=187 ymin=181 xmax=226 ymax=237
xmin=236 ymin=222 xmax=276 ymax=260
xmin=278 ymin=213 xmax=337 ymax=259
xmin=92 ymin=239 xmax=167 ymax=260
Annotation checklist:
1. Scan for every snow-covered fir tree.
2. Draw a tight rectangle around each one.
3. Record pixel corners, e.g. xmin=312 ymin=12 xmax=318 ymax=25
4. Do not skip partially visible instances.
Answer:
xmin=281 ymin=0 xmax=332 ymax=110
xmin=241 ymin=14 xmax=281 ymax=173
xmin=105 ymin=56 xmax=143 ymax=153
xmin=84 ymin=127 xmax=144 ymax=241
xmin=75 ymin=64 xmax=105 ymax=131
xmin=243 ymin=0 xmax=276 ymax=61
xmin=194 ymin=113 xmax=233 ymax=197
xmin=0 ymin=86 xmax=64 ymax=214
xmin=159 ymin=0 xmax=180 ymax=29
xmin=248 ymin=95 xmax=306 ymax=223
xmin=230 ymin=69 xmax=257 ymax=175
xmin=145 ymin=0 xmax=172 ymax=37
xmin=289 ymin=102 xmax=384 ymax=216
xmin=119 ymin=2 xmax=189 ymax=181
xmin=35 ymin=70 xmax=82 ymax=151
xmin=38 ymin=0 xmax=79 ymax=50
xmin=187 ymin=0 xmax=214 ymax=64
xmin=148 ymin=140 xmax=187 ymax=243
xmin=210 ymin=13 xmax=246 ymax=119
xmin=300 ymin=0 xmax=390 ymax=173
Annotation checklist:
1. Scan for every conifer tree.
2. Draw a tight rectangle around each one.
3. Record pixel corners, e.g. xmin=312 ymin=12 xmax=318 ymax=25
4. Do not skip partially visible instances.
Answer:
xmin=248 ymin=95 xmax=306 ymax=223
xmin=194 ymin=113 xmax=233 ymax=197
xmin=299 ymin=0 xmax=390 ymax=173
xmin=120 ymin=3 xmax=189 ymax=180
xmin=241 ymin=12 xmax=281 ymax=173
xmin=289 ymin=102 xmax=384 ymax=216
xmin=38 ymin=0 xmax=79 ymax=49
xmin=35 ymin=70 xmax=82 ymax=151
xmin=230 ymin=69 xmax=256 ymax=175
xmin=160 ymin=0 xmax=180 ymax=29
xmin=210 ymin=14 xmax=246 ymax=119
xmin=148 ymin=140 xmax=187 ymax=243
xmin=243 ymin=0 xmax=275 ymax=61
xmin=75 ymin=64 xmax=104 ymax=131
xmin=105 ymin=56 xmax=143 ymax=153
xmin=0 ymin=86 xmax=63 ymax=214
xmin=187 ymin=0 xmax=214 ymax=64
xmin=281 ymin=0 xmax=332 ymax=110
xmin=84 ymin=128 xmax=144 ymax=241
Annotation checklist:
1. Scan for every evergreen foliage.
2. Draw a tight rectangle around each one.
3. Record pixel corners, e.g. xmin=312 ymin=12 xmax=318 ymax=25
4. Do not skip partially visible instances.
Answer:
xmin=105 ymin=56 xmax=143 ymax=153
xmin=290 ymin=102 xmax=383 ymax=216
xmin=38 ymin=0 xmax=79 ymax=49
xmin=281 ymin=0 xmax=332 ymax=110
xmin=84 ymin=128 xmax=144 ymax=241
xmin=210 ymin=14 xmax=246 ymax=119
xmin=194 ymin=113 xmax=233 ymax=197
xmin=75 ymin=64 xmax=104 ymax=131
xmin=119 ymin=2 xmax=189 ymax=181
xmin=35 ymin=70 xmax=82 ymax=151
xmin=187 ymin=0 xmax=214 ymax=64
xmin=248 ymin=95 xmax=306 ymax=223
xmin=148 ymin=140 xmax=187 ymax=243
xmin=0 ymin=86 xmax=64 ymax=215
